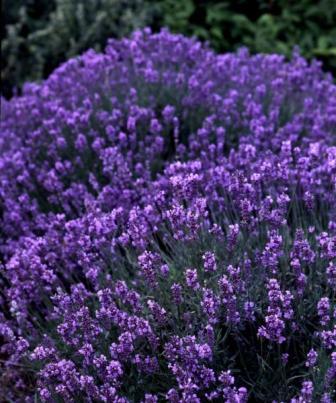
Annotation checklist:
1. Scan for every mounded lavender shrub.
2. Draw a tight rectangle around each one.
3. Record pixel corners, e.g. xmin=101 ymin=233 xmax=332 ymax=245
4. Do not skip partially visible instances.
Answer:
xmin=0 ymin=29 xmax=336 ymax=402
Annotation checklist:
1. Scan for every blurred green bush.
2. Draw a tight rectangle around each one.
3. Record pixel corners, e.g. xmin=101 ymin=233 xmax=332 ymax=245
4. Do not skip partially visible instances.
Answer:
xmin=2 ymin=0 xmax=336 ymax=98
xmin=158 ymin=0 xmax=336 ymax=71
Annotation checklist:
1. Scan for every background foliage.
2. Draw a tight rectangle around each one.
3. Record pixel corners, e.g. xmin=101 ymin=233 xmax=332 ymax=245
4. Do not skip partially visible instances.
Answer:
xmin=159 ymin=0 xmax=336 ymax=64
xmin=1 ymin=0 xmax=157 ymax=98
xmin=1 ymin=1 xmax=336 ymax=96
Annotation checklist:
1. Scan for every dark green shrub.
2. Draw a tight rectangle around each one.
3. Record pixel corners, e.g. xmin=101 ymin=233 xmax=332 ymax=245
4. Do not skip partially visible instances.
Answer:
xmin=158 ymin=0 xmax=336 ymax=73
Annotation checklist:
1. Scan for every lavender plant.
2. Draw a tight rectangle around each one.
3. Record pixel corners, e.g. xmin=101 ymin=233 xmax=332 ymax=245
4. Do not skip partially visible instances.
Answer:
xmin=0 ymin=29 xmax=335 ymax=402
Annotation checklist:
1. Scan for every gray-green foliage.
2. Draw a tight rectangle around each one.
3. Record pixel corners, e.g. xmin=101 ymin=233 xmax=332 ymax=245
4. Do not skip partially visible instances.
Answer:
xmin=1 ymin=0 xmax=157 ymax=97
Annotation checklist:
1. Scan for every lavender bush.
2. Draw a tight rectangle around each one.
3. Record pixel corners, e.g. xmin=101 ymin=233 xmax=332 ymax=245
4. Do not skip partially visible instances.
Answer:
xmin=0 ymin=29 xmax=335 ymax=402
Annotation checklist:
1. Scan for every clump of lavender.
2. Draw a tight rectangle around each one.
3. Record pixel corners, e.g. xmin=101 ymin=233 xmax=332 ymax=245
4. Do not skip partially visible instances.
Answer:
xmin=1 ymin=29 xmax=336 ymax=401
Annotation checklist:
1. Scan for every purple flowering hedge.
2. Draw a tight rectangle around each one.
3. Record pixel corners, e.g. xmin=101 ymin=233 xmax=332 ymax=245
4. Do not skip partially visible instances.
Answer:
xmin=1 ymin=29 xmax=336 ymax=402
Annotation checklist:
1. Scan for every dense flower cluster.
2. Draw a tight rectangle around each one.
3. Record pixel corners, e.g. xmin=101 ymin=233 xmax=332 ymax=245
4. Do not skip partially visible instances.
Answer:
xmin=1 ymin=29 xmax=336 ymax=402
